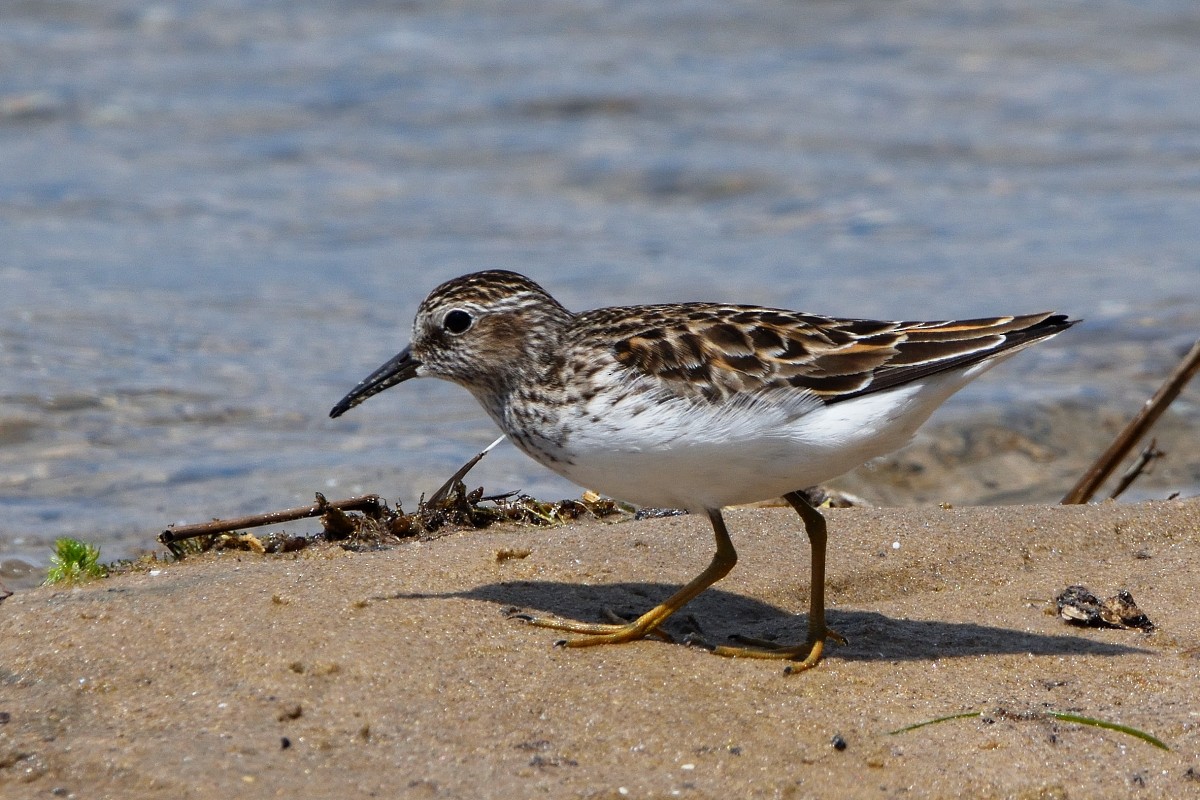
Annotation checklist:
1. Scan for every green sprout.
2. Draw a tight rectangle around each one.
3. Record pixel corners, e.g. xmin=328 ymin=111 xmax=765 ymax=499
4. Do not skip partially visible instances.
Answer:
xmin=44 ymin=538 xmax=108 ymax=586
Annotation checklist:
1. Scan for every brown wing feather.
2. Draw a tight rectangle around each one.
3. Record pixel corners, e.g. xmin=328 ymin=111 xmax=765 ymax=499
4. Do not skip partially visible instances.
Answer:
xmin=586 ymin=303 xmax=1075 ymax=404
xmin=835 ymin=312 xmax=1076 ymax=401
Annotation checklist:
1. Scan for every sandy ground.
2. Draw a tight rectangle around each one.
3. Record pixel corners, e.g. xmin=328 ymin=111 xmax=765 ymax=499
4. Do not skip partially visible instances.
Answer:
xmin=1 ymin=499 xmax=1198 ymax=799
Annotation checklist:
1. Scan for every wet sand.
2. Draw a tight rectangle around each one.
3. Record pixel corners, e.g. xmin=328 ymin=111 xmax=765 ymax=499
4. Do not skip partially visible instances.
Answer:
xmin=1 ymin=499 xmax=1198 ymax=799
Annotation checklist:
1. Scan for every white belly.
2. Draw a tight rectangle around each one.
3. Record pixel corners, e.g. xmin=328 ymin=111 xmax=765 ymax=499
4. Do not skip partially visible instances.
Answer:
xmin=507 ymin=361 xmax=1001 ymax=511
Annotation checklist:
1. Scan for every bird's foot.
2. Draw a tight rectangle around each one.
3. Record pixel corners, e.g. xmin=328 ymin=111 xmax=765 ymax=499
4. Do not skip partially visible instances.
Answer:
xmin=702 ymin=627 xmax=848 ymax=672
xmin=506 ymin=607 xmax=675 ymax=646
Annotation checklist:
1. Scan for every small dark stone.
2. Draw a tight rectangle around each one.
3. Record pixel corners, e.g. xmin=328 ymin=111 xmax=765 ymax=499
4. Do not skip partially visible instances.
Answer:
xmin=832 ymin=734 xmax=847 ymax=751
xmin=281 ymin=737 xmax=291 ymax=750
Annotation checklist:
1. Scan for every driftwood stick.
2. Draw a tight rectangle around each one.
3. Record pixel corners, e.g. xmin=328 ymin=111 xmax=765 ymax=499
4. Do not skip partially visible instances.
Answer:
xmin=159 ymin=494 xmax=385 ymax=544
xmin=1062 ymin=339 xmax=1200 ymax=504
xmin=1106 ymin=439 xmax=1164 ymax=502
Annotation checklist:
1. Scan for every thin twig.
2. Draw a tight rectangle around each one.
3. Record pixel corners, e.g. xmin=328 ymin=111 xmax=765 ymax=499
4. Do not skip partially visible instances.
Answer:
xmin=1106 ymin=439 xmax=1164 ymax=501
xmin=1062 ymin=339 xmax=1200 ymax=504
xmin=159 ymin=494 xmax=385 ymax=544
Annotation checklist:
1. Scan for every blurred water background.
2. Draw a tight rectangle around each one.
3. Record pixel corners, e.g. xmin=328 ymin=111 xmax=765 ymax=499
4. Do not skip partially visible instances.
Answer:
xmin=2 ymin=0 xmax=1198 ymax=585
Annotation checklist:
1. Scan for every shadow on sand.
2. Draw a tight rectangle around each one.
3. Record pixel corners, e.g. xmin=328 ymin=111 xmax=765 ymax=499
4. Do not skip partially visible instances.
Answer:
xmin=381 ymin=579 xmax=1150 ymax=662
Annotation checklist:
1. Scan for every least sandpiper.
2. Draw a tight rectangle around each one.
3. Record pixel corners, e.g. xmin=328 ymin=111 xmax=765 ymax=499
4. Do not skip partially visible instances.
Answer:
xmin=331 ymin=270 xmax=1075 ymax=670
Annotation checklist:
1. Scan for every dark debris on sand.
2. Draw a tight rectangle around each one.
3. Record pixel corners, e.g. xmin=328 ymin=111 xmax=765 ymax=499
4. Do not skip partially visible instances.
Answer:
xmin=160 ymin=485 xmax=624 ymax=561
xmin=1055 ymin=584 xmax=1156 ymax=632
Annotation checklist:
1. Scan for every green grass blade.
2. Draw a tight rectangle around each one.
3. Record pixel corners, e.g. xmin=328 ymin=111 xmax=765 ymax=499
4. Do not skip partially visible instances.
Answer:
xmin=888 ymin=711 xmax=980 ymax=735
xmin=889 ymin=708 xmax=1169 ymax=751
xmin=1047 ymin=711 xmax=1170 ymax=751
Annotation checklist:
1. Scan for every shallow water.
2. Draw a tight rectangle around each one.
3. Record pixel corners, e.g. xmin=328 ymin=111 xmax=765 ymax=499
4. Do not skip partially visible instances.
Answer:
xmin=2 ymin=0 xmax=1199 ymax=580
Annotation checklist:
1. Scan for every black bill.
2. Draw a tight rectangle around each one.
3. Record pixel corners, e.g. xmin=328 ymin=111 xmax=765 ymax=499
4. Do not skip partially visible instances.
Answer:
xmin=329 ymin=346 xmax=421 ymax=418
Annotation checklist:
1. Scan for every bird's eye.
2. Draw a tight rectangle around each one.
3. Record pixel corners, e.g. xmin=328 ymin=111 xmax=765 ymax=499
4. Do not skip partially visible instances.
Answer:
xmin=443 ymin=309 xmax=473 ymax=334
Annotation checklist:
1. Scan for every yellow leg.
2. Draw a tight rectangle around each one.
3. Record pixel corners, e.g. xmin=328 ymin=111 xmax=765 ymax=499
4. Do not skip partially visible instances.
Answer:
xmin=511 ymin=493 xmax=843 ymax=671
xmin=510 ymin=509 xmax=738 ymax=646
xmin=707 ymin=491 xmax=844 ymax=671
